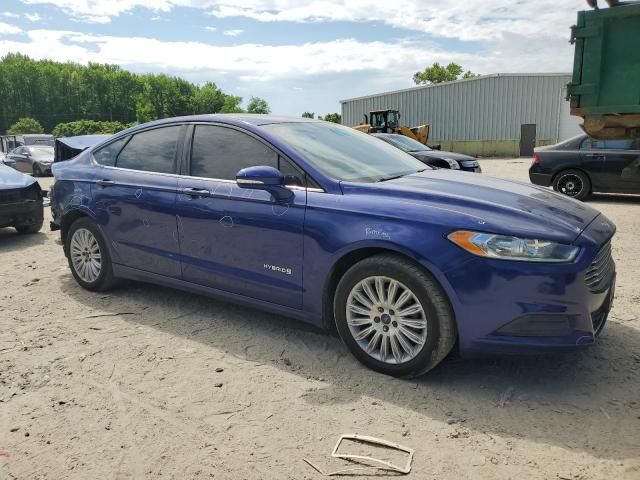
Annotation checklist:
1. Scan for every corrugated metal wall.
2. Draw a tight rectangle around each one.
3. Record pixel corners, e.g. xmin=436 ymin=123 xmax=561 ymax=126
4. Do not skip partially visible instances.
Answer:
xmin=341 ymin=74 xmax=571 ymax=142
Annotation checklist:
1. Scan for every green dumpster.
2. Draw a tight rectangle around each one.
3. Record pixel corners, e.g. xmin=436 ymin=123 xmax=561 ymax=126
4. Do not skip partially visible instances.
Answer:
xmin=568 ymin=2 xmax=640 ymax=139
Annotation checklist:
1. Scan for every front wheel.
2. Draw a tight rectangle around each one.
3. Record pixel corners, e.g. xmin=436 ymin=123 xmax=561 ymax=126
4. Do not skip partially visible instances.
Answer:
xmin=65 ymin=217 xmax=117 ymax=291
xmin=334 ymin=254 xmax=457 ymax=378
xmin=553 ymin=169 xmax=591 ymax=200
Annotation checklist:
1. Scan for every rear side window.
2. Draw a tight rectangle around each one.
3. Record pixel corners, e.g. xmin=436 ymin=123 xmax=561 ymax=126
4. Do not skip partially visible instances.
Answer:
xmin=603 ymin=139 xmax=633 ymax=150
xmin=190 ymin=125 xmax=277 ymax=180
xmin=116 ymin=126 xmax=180 ymax=174
xmin=93 ymin=137 xmax=128 ymax=167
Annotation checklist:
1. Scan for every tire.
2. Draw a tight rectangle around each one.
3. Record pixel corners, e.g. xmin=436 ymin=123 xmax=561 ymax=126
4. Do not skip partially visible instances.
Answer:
xmin=15 ymin=221 xmax=43 ymax=234
xmin=334 ymin=254 xmax=457 ymax=378
xmin=553 ymin=169 xmax=591 ymax=200
xmin=65 ymin=217 xmax=117 ymax=291
xmin=33 ymin=164 xmax=42 ymax=177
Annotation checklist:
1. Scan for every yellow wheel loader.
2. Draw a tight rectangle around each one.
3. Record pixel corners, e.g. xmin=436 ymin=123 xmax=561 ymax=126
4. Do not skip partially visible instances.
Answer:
xmin=353 ymin=109 xmax=431 ymax=145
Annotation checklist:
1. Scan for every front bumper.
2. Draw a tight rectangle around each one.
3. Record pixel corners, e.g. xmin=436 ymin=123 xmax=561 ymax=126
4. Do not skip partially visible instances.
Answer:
xmin=0 ymin=200 xmax=44 ymax=228
xmin=443 ymin=215 xmax=616 ymax=357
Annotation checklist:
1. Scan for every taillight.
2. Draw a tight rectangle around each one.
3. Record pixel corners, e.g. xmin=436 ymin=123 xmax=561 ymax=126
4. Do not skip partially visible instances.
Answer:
xmin=532 ymin=153 xmax=540 ymax=166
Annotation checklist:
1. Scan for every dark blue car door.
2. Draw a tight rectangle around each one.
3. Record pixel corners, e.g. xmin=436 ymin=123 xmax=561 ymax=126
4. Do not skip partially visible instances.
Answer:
xmin=175 ymin=124 xmax=306 ymax=309
xmin=91 ymin=125 xmax=183 ymax=278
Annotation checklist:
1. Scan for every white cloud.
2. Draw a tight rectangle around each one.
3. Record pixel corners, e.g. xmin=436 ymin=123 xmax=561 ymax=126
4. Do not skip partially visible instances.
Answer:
xmin=0 ymin=28 xmax=573 ymax=80
xmin=0 ymin=21 xmax=22 ymax=35
xmin=222 ymin=29 xmax=242 ymax=36
xmin=204 ymin=26 xmax=216 ymax=31
xmin=25 ymin=13 xmax=43 ymax=22
xmin=19 ymin=0 xmax=586 ymax=42
xmin=1 ymin=12 xmax=21 ymax=19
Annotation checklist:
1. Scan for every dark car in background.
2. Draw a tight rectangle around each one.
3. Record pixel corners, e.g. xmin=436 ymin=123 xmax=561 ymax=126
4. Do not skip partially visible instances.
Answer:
xmin=373 ymin=133 xmax=481 ymax=172
xmin=5 ymin=145 xmax=55 ymax=176
xmin=529 ymin=134 xmax=640 ymax=200
xmin=0 ymin=159 xmax=44 ymax=234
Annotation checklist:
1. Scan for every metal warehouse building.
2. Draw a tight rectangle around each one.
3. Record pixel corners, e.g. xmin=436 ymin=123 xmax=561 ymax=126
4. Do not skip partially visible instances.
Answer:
xmin=340 ymin=73 xmax=583 ymax=157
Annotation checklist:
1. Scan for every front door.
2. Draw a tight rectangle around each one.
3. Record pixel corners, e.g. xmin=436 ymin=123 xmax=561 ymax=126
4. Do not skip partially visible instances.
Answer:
xmin=91 ymin=126 xmax=183 ymax=278
xmin=520 ymin=124 xmax=536 ymax=157
xmin=9 ymin=147 xmax=30 ymax=173
xmin=176 ymin=124 xmax=306 ymax=309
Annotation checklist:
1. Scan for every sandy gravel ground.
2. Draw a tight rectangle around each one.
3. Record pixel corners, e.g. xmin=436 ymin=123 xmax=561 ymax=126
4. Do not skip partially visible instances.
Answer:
xmin=1 ymin=160 xmax=639 ymax=480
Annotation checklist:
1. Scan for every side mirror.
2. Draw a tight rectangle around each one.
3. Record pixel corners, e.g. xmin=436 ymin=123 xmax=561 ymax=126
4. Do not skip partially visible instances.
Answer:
xmin=236 ymin=165 xmax=293 ymax=201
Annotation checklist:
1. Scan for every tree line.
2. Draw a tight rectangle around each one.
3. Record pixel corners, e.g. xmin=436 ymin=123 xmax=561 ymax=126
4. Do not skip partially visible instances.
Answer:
xmin=0 ymin=53 xmax=271 ymax=135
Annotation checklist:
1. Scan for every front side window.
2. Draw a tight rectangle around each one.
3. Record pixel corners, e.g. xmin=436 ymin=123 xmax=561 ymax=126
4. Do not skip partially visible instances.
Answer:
xmin=93 ymin=137 xmax=128 ymax=167
xmin=190 ymin=125 xmax=277 ymax=180
xmin=116 ymin=126 xmax=180 ymax=174
xmin=263 ymin=122 xmax=427 ymax=182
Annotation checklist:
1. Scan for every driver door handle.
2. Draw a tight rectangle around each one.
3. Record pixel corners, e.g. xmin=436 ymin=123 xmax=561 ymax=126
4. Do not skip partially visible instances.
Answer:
xmin=182 ymin=187 xmax=210 ymax=198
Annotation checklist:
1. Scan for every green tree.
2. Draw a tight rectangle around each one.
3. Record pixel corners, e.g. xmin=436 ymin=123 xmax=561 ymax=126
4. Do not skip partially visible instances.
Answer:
xmin=301 ymin=112 xmax=315 ymax=119
xmin=413 ymin=63 xmax=478 ymax=85
xmin=52 ymin=120 xmax=129 ymax=137
xmin=321 ymin=113 xmax=341 ymax=124
xmin=193 ymin=82 xmax=225 ymax=114
xmin=7 ymin=117 xmax=44 ymax=134
xmin=247 ymin=96 xmax=271 ymax=114
xmin=219 ymin=95 xmax=244 ymax=113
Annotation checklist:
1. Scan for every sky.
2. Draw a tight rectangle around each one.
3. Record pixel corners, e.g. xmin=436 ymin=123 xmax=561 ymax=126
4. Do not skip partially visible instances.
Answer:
xmin=0 ymin=1 xmax=588 ymax=116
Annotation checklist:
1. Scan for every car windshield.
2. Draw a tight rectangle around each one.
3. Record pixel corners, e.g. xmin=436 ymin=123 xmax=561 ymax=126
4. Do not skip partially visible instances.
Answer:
xmin=263 ymin=122 xmax=428 ymax=182
xmin=380 ymin=135 xmax=432 ymax=153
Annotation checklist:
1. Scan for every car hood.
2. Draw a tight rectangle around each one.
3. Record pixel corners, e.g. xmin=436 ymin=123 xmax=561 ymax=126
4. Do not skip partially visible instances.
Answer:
xmin=412 ymin=150 xmax=476 ymax=163
xmin=0 ymin=163 xmax=37 ymax=189
xmin=341 ymin=169 xmax=601 ymax=243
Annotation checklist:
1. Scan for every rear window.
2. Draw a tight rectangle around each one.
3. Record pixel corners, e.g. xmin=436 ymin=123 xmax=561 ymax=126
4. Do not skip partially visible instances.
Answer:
xmin=116 ymin=127 xmax=180 ymax=174
xmin=93 ymin=137 xmax=128 ymax=167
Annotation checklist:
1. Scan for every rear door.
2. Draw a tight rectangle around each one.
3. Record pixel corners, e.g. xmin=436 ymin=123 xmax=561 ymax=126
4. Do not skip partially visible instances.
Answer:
xmin=176 ymin=123 xmax=307 ymax=309
xmin=599 ymin=139 xmax=640 ymax=193
xmin=91 ymin=125 xmax=184 ymax=278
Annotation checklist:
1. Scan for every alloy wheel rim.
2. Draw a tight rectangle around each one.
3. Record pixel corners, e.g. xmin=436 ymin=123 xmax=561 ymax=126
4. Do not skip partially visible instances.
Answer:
xmin=346 ymin=276 xmax=427 ymax=364
xmin=558 ymin=174 xmax=583 ymax=197
xmin=70 ymin=228 xmax=102 ymax=283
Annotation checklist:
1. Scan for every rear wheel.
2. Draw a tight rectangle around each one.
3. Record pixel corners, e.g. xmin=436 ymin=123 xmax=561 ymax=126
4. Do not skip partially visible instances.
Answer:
xmin=65 ymin=217 xmax=117 ymax=291
xmin=553 ymin=169 xmax=591 ymax=200
xmin=33 ymin=164 xmax=42 ymax=177
xmin=334 ymin=254 xmax=457 ymax=378
xmin=15 ymin=221 xmax=43 ymax=234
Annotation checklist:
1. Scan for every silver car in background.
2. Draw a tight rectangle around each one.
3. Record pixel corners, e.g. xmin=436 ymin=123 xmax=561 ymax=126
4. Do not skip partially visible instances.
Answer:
xmin=4 ymin=145 xmax=55 ymax=176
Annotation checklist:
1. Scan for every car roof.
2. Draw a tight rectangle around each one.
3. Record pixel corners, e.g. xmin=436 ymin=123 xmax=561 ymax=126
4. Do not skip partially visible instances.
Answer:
xmin=131 ymin=114 xmax=318 ymax=130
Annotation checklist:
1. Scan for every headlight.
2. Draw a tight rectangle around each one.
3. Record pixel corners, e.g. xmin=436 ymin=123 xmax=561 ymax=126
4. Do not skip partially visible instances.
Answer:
xmin=445 ymin=159 xmax=460 ymax=169
xmin=447 ymin=230 xmax=579 ymax=262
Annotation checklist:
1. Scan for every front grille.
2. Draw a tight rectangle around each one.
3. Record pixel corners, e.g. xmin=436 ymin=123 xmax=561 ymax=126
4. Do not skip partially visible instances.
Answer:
xmin=0 ymin=188 xmax=21 ymax=204
xmin=585 ymin=241 xmax=615 ymax=293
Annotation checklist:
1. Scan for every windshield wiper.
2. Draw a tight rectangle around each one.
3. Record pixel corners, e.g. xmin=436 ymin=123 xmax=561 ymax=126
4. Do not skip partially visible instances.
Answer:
xmin=377 ymin=174 xmax=407 ymax=182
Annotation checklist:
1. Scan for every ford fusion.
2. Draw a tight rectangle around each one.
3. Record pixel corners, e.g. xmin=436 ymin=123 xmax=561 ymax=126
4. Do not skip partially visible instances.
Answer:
xmin=50 ymin=115 xmax=616 ymax=377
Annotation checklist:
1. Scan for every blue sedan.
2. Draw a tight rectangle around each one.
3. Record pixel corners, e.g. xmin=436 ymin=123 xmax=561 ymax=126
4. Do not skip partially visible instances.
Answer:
xmin=50 ymin=115 xmax=616 ymax=377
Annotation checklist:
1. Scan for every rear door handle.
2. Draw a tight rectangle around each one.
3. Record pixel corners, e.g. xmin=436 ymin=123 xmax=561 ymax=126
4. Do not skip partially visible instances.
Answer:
xmin=96 ymin=179 xmax=115 ymax=187
xmin=584 ymin=153 xmax=605 ymax=158
xmin=182 ymin=187 xmax=210 ymax=198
